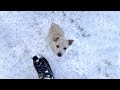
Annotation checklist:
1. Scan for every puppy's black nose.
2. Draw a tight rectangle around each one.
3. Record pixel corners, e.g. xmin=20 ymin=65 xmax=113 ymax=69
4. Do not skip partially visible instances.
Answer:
xmin=57 ymin=53 xmax=62 ymax=57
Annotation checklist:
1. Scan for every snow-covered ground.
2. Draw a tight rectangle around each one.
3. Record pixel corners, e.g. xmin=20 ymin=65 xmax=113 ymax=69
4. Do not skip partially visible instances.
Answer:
xmin=0 ymin=11 xmax=120 ymax=79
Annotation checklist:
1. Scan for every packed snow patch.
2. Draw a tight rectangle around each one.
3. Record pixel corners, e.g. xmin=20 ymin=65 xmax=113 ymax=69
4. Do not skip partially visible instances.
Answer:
xmin=0 ymin=11 xmax=120 ymax=79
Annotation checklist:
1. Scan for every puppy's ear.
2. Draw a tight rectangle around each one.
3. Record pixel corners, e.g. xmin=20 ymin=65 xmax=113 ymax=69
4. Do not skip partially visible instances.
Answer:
xmin=53 ymin=36 xmax=59 ymax=41
xmin=68 ymin=40 xmax=74 ymax=45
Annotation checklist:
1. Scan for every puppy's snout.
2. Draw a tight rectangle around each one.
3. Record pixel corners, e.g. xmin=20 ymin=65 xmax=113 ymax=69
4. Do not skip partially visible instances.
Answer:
xmin=57 ymin=53 xmax=62 ymax=57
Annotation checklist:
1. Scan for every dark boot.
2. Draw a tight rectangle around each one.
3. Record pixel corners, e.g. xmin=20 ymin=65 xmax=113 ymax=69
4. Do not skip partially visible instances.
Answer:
xmin=32 ymin=55 xmax=54 ymax=79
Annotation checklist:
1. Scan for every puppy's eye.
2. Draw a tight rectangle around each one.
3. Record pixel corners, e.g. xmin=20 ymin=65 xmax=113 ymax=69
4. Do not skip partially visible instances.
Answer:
xmin=63 ymin=47 xmax=66 ymax=50
xmin=56 ymin=45 xmax=59 ymax=48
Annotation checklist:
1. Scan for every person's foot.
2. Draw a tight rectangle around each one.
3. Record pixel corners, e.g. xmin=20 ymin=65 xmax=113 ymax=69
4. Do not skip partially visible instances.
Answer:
xmin=32 ymin=55 xmax=54 ymax=79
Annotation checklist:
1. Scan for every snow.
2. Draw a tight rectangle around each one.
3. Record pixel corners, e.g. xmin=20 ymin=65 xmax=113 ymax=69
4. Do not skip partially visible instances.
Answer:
xmin=0 ymin=11 xmax=120 ymax=79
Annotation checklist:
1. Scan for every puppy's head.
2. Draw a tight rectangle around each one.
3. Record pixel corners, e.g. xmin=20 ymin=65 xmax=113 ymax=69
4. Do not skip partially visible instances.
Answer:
xmin=53 ymin=36 xmax=74 ymax=57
